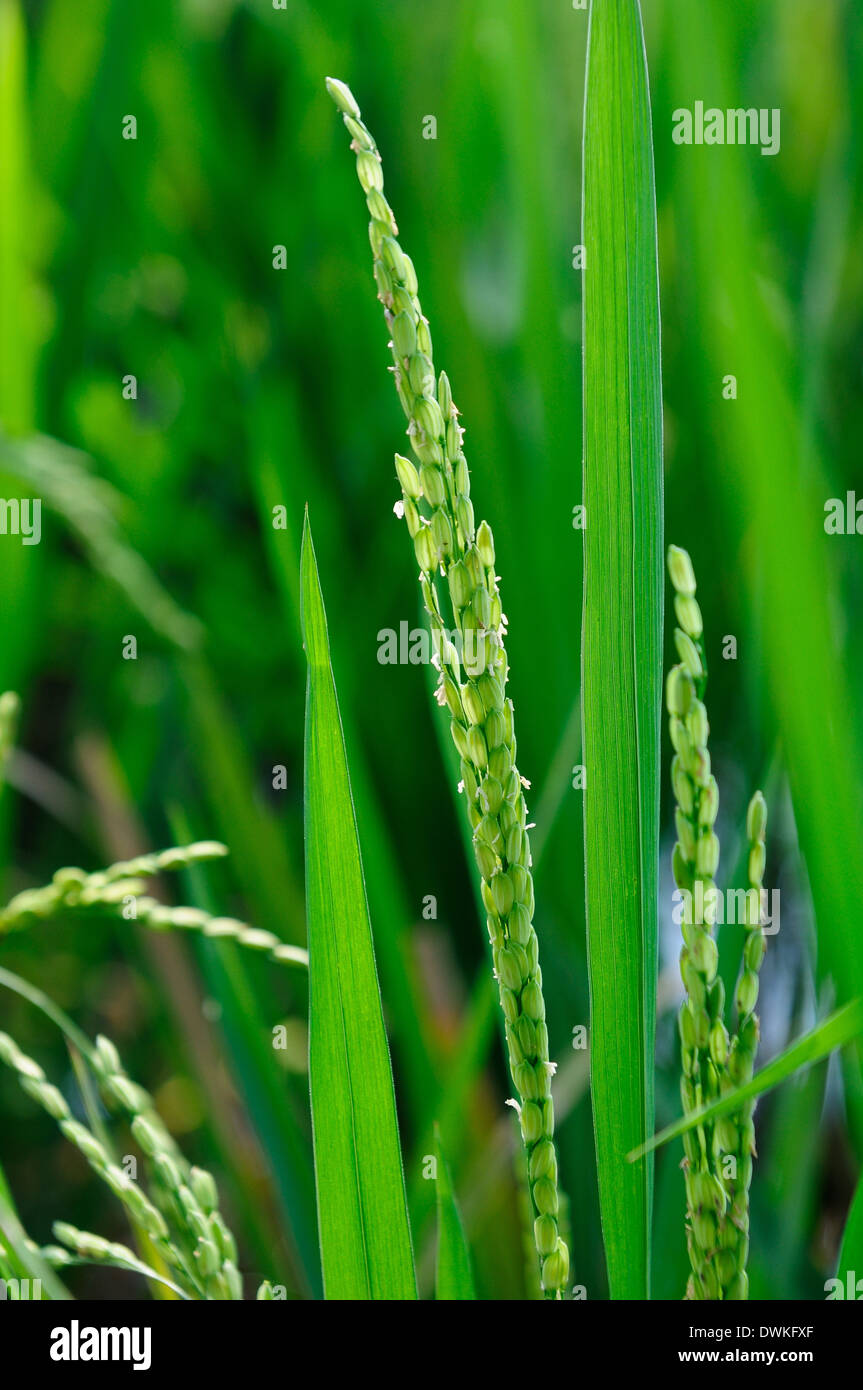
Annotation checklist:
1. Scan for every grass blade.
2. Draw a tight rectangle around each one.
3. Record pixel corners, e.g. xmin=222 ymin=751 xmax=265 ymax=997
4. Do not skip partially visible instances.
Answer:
xmin=167 ymin=807 xmax=322 ymax=1301
xmin=0 ymin=431 xmax=202 ymax=650
xmin=581 ymin=0 xmax=663 ymax=1299
xmin=181 ymin=656 xmax=305 ymax=944
xmin=0 ymin=0 xmax=36 ymax=434
xmin=0 ymin=0 xmax=41 ymax=714
xmin=0 ymin=1196 xmax=71 ymax=1300
xmin=301 ymin=511 xmax=417 ymax=1301
xmin=248 ymin=392 xmax=444 ymax=1137
xmin=837 ymin=1168 xmax=863 ymax=1289
xmin=0 ymin=1155 xmax=71 ymax=1299
xmin=630 ymin=999 xmax=863 ymax=1161
xmin=434 ymin=1124 xmax=475 ymax=1301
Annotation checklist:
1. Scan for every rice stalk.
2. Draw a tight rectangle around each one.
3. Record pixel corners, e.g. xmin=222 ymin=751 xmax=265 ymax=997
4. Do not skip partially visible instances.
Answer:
xmin=666 ymin=544 xmax=767 ymax=1299
xmin=0 ymin=1030 xmax=197 ymax=1293
xmin=0 ymin=840 xmax=309 ymax=969
xmin=0 ymin=1026 xmax=247 ymax=1299
xmin=326 ymin=76 xmax=568 ymax=1297
xmin=43 ymin=1225 xmax=191 ymax=1299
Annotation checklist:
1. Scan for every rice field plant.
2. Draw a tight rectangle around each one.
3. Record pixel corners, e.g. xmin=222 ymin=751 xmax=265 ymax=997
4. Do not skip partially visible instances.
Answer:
xmin=665 ymin=545 xmax=767 ymax=1300
xmin=1 ymin=0 xmax=863 ymax=1313
xmin=325 ymin=74 xmax=568 ymax=1297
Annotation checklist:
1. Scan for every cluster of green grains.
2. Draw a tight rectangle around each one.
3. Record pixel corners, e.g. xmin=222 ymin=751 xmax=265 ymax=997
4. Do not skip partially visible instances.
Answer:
xmin=666 ymin=546 xmax=728 ymax=1299
xmin=0 ymin=1030 xmax=189 ymax=1287
xmin=0 ymin=842 xmax=228 ymax=935
xmin=0 ymin=841 xmax=308 ymax=967
xmin=718 ymin=792 xmax=768 ymax=1300
xmin=326 ymin=75 xmax=568 ymax=1297
xmin=666 ymin=545 xmax=768 ymax=1301
xmin=129 ymin=898 xmax=308 ymax=968
xmin=47 ymin=1222 xmax=140 ymax=1269
xmin=43 ymin=1228 xmax=140 ymax=1273
xmin=90 ymin=1034 xmax=243 ymax=1300
xmin=0 ymin=1028 xmax=242 ymax=1299
xmin=42 ymin=1222 xmax=181 ymax=1294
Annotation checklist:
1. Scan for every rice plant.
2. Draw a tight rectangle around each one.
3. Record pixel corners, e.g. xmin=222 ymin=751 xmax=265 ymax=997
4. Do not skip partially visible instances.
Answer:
xmin=666 ymin=545 xmax=766 ymax=1299
xmin=326 ymin=75 xmax=568 ymax=1297
xmin=0 ymin=1023 xmax=244 ymax=1299
xmin=0 ymin=694 xmax=272 ymax=1299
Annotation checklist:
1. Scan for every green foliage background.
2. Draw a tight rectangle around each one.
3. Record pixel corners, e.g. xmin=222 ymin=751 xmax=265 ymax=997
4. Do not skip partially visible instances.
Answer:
xmin=1 ymin=0 xmax=861 ymax=1299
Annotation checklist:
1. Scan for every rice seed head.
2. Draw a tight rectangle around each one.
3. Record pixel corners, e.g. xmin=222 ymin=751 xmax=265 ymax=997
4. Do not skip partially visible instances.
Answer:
xmin=666 ymin=544 xmax=770 ymax=1302
xmin=328 ymin=77 xmax=569 ymax=1294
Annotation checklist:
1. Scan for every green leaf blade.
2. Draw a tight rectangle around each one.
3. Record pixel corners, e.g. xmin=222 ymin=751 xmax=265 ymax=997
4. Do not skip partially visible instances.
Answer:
xmin=838 ymin=1166 xmax=863 ymax=1289
xmin=301 ymin=513 xmax=417 ymax=1301
xmin=433 ymin=1124 xmax=475 ymax=1301
xmin=581 ymin=0 xmax=663 ymax=1301
xmin=630 ymin=999 xmax=863 ymax=1161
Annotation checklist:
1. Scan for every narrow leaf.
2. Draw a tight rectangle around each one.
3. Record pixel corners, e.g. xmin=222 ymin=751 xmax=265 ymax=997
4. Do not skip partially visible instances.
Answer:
xmin=0 ymin=431 xmax=201 ymax=650
xmin=167 ymin=807 xmax=321 ymax=1301
xmin=629 ymin=999 xmax=863 ymax=1161
xmin=837 ymin=1167 xmax=863 ymax=1287
xmin=0 ymin=1194 xmax=71 ymax=1300
xmin=581 ymin=0 xmax=663 ymax=1299
xmin=301 ymin=512 xmax=417 ymax=1300
xmin=0 ymin=0 xmax=36 ymax=432
xmin=434 ymin=1124 xmax=475 ymax=1301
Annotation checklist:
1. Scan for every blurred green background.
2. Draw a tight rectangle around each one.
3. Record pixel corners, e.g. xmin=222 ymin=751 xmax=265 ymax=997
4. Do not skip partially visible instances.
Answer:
xmin=1 ymin=0 xmax=861 ymax=1299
